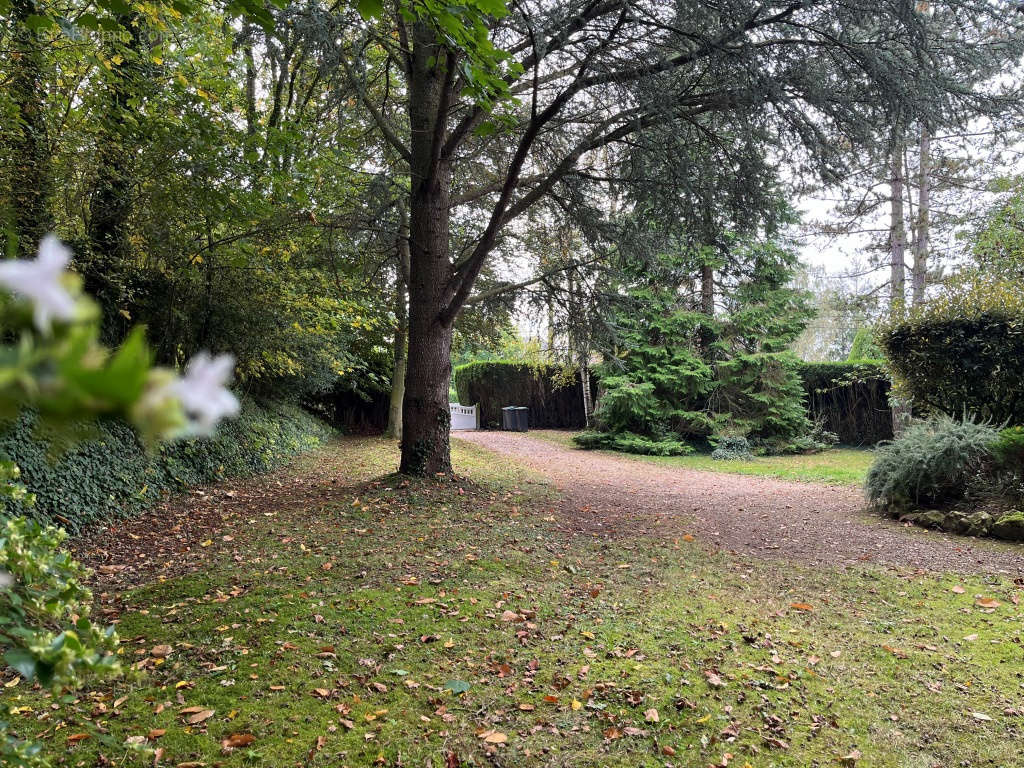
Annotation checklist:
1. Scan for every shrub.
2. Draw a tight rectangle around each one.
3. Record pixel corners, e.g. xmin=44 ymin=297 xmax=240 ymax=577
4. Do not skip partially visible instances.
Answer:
xmin=864 ymin=415 xmax=998 ymax=509
xmin=879 ymin=277 xmax=1024 ymax=425
xmin=573 ymin=430 xmax=692 ymax=456
xmin=0 ymin=399 xmax=332 ymax=532
xmin=847 ymin=327 xmax=883 ymax=360
xmin=796 ymin=360 xmax=892 ymax=445
xmin=711 ymin=435 xmax=753 ymax=460
xmin=992 ymin=426 xmax=1024 ymax=470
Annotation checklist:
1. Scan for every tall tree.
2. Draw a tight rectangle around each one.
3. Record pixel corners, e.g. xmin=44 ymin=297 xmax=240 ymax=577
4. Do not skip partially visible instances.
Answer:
xmin=343 ymin=0 xmax=1024 ymax=474
xmin=1 ymin=0 xmax=53 ymax=256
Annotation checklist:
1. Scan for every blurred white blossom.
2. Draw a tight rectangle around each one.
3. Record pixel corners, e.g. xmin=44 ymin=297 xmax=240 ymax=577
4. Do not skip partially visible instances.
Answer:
xmin=171 ymin=352 xmax=240 ymax=434
xmin=0 ymin=234 xmax=76 ymax=333
xmin=0 ymin=570 xmax=11 ymax=589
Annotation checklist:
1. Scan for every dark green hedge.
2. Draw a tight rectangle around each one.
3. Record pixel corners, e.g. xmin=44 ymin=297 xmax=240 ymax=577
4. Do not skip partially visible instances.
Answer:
xmin=0 ymin=399 xmax=332 ymax=532
xmin=882 ymin=312 xmax=1024 ymax=425
xmin=797 ymin=360 xmax=892 ymax=445
xmin=453 ymin=361 xmax=594 ymax=429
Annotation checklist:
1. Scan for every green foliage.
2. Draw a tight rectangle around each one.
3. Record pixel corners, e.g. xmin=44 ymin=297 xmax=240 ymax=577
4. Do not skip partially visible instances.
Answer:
xmin=572 ymin=430 xmax=692 ymax=456
xmin=879 ymin=277 xmax=1024 ymax=424
xmin=711 ymin=435 xmax=753 ymax=461
xmin=586 ymin=239 xmax=814 ymax=455
xmin=865 ymin=415 xmax=998 ymax=509
xmin=847 ymin=327 xmax=883 ymax=360
xmin=992 ymin=426 xmax=1024 ymax=470
xmin=971 ymin=177 xmax=1024 ymax=281
xmin=796 ymin=360 xmax=892 ymax=445
xmin=0 ymin=492 xmax=119 ymax=766
xmin=0 ymin=400 xmax=331 ymax=533
xmin=453 ymin=360 xmax=589 ymax=429
xmin=0 ymin=516 xmax=119 ymax=688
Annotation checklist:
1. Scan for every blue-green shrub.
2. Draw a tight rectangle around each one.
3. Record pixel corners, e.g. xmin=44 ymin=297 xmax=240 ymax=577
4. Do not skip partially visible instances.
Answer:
xmin=711 ymin=435 xmax=753 ymax=460
xmin=865 ymin=415 xmax=998 ymax=509
xmin=0 ymin=399 xmax=332 ymax=531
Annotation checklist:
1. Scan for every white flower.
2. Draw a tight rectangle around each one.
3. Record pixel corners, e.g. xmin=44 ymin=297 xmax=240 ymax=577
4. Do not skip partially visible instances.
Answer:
xmin=170 ymin=352 xmax=241 ymax=434
xmin=0 ymin=234 xmax=76 ymax=333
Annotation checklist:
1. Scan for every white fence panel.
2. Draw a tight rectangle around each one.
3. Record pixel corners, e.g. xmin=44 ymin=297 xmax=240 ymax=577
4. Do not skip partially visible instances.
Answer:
xmin=449 ymin=403 xmax=479 ymax=431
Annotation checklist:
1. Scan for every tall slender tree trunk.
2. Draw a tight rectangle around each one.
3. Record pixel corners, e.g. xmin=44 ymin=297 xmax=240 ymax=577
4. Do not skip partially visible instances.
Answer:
xmin=3 ymin=0 xmax=53 ymax=257
xmin=579 ymin=357 xmax=593 ymax=428
xmin=888 ymin=140 xmax=907 ymax=312
xmin=385 ymin=209 xmax=411 ymax=440
xmin=911 ymin=126 xmax=930 ymax=306
xmin=399 ymin=24 xmax=454 ymax=475
xmin=888 ymin=136 xmax=912 ymax=435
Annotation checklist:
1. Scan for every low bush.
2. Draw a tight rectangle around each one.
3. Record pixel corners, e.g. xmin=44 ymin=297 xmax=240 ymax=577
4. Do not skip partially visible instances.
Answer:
xmin=865 ymin=415 xmax=998 ymax=509
xmin=0 ymin=399 xmax=332 ymax=532
xmin=711 ymin=435 xmax=753 ymax=461
xmin=992 ymin=426 xmax=1024 ymax=471
xmin=573 ymin=430 xmax=692 ymax=456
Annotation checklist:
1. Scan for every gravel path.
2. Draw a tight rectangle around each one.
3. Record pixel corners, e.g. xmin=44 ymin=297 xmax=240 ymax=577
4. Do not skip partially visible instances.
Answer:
xmin=456 ymin=431 xmax=1024 ymax=575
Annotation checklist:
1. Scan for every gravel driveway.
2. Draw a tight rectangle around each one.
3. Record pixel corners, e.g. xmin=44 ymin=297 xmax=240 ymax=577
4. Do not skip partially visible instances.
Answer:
xmin=456 ymin=430 xmax=1024 ymax=575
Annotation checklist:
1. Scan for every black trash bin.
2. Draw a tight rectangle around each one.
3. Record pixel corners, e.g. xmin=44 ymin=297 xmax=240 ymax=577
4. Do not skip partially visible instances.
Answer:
xmin=501 ymin=406 xmax=529 ymax=432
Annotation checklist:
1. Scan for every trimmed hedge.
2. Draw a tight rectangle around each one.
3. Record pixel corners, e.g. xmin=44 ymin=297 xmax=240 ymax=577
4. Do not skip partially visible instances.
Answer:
xmin=453 ymin=361 xmax=594 ymax=429
xmin=797 ymin=360 xmax=893 ymax=445
xmin=880 ymin=279 xmax=1024 ymax=424
xmin=0 ymin=399 xmax=332 ymax=532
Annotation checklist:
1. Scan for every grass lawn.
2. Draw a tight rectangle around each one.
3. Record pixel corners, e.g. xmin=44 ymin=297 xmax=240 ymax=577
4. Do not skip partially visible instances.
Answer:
xmin=4 ymin=438 xmax=1023 ymax=767
xmin=530 ymin=429 xmax=874 ymax=486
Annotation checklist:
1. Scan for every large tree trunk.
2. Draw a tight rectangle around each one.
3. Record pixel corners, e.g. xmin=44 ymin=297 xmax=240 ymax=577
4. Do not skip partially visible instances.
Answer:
xmin=911 ymin=126 xmax=930 ymax=306
xmin=86 ymin=12 xmax=145 ymax=343
xmin=3 ymin=0 xmax=53 ymax=257
xmin=399 ymin=24 xmax=455 ymax=475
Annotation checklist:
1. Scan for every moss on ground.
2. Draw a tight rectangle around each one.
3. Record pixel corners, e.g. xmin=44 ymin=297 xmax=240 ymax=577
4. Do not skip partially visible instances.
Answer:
xmin=3 ymin=438 xmax=1023 ymax=767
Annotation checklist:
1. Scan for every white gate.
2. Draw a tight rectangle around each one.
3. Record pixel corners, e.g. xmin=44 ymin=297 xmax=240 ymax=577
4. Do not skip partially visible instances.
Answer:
xmin=449 ymin=403 xmax=479 ymax=431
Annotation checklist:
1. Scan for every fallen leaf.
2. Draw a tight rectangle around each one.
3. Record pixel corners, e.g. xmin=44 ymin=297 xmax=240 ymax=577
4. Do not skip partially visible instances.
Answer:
xmin=480 ymin=730 xmax=507 ymax=744
xmin=644 ymin=708 xmax=660 ymax=723
xmin=186 ymin=709 xmax=215 ymax=725
xmin=976 ymin=597 xmax=1001 ymax=608
xmin=221 ymin=733 xmax=256 ymax=749
xmin=151 ymin=645 xmax=173 ymax=658
xmin=790 ymin=602 xmax=813 ymax=612
xmin=952 ymin=585 xmax=966 ymax=594
xmin=705 ymin=671 xmax=726 ymax=688
xmin=971 ymin=711 xmax=993 ymax=722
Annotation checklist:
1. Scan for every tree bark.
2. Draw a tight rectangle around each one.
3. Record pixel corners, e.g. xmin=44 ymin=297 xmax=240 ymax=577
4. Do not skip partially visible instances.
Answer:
xmin=579 ymin=359 xmax=593 ymax=428
xmin=888 ymin=135 xmax=912 ymax=435
xmin=86 ymin=12 xmax=146 ymax=343
xmin=399 ymin=23 xmax=455 ymax=475
xmin=700 ymin=262 xmax=714 ymax=315
xmin=384 ymin=210 xmax=411 ymax=441
xmin=911 ymin=126 xmax=930 ymax=306
xmin=888 ymin=140 xmax=907 ymax=312
xmin=3 ymin=0 xmax=53 ymax=257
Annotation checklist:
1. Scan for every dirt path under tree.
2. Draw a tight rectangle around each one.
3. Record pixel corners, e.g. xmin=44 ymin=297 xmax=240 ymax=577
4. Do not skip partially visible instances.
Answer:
xmin=456 ymin=430 xmax=1024 ymax=575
